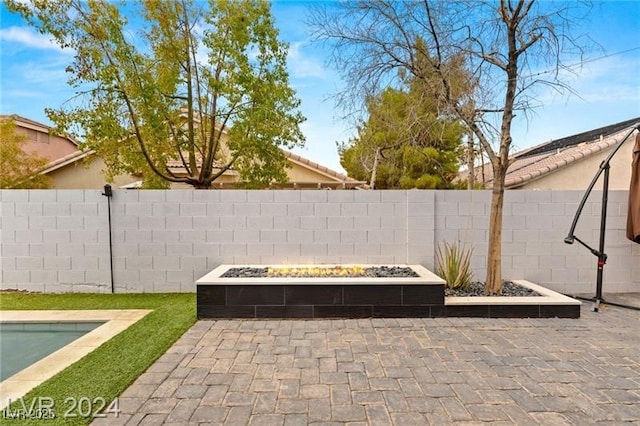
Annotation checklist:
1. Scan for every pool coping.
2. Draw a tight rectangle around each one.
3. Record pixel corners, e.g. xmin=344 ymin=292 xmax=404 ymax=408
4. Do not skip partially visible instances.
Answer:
xmin=0 ymin=309 xmax=151 ymax=409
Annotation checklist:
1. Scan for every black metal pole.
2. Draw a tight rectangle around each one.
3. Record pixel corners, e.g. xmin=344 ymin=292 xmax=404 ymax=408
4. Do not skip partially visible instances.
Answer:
xmin=593 ymin=165 xmax=610 ymax=311
xmin=102 ymin=184 xmax=114 ymax=293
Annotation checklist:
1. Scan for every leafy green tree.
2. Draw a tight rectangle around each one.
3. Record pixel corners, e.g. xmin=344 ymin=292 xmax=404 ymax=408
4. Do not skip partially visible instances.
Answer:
xmin=8 ymin=0 xmax=305 ymax=189
xmin=0 ymin=118 xmax=51 ymax=189
xmin=338 ymin=84 xmax=464 ymax=189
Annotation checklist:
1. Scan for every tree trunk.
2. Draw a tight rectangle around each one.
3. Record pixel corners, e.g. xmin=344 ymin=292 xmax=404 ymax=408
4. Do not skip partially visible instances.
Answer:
xmin=370 ymin=147 xmax=381 ymax=189
xmin=467 ymin=131 xmax=475 ymax=189
xmin=480 ymin=148 xmax=486 ymax=185
xmin=193 ymin=181 xmax=211 ymax=189
xmin=485 ymin=168 xmax=505 ymax=294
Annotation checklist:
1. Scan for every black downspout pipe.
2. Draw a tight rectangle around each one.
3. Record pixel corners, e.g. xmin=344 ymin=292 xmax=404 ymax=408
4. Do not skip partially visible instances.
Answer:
xmin=564 ymin=124 xmax=640 ymax=312
xmin=101 ymin=184 xmax=114 ymax=293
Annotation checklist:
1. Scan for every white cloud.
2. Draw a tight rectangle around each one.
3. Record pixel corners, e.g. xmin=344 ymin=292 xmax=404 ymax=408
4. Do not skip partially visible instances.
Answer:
xmin=287 ymin=41 xmax=328 ymax=80
xmin=532 ymin=54 xmax=640 ymax=106
xmin=0 ymin=26 xmax=70 ymax=52
xmin=0 ymin=89 xmax=43 ymax=99
xmin=20 ymin=62 xmax=68 ymax=85
xmin=570 ymin=56 xmax=640 ymax=103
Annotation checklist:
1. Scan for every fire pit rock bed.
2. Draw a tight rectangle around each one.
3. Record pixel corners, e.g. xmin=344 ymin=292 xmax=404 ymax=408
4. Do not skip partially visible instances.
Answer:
xmin=197 ymin=264 xmax=444 ymax=319
xmin=221 ymin=266 xmax=419 ymax=278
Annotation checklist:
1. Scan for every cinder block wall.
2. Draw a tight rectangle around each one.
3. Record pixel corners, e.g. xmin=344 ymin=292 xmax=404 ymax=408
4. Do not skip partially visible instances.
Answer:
xmin=434 ymin=190 xmax=640 ymax=294
xmin=1 ymin=190 xmax=111 ymax=293
xmin=1 ymin=189 xmax=638 ymax=294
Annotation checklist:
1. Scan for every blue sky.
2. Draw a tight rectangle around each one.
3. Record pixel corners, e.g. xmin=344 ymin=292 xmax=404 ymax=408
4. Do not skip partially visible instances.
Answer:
xmin=1 ymin=1 xmax=639 ymax=174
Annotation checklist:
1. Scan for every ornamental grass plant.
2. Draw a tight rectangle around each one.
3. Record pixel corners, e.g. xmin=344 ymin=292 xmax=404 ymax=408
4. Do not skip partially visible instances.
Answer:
xmin=435 ymin=241 xmax=474 ymax=291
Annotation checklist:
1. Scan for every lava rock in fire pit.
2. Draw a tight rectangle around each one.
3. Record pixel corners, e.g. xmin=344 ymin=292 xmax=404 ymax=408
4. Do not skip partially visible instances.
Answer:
xmin=221 ymin=267 xmax=268 ymax=278
xmin=220 ymin=266 xmax=419 ymax=278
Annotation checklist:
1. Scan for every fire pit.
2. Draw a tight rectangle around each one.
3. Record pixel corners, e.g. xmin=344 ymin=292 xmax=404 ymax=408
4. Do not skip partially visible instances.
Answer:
xmin=197 ymin=264 xmax=445 ymax=319
xmin=222 ymin=265 xmax=419 ymax=278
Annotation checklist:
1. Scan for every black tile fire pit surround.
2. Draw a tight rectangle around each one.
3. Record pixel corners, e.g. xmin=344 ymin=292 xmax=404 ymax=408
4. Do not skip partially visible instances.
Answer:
xmin=197 ymin=284 xmax=445 ymax=319
xmin=196 ymin=283 xmax=580 ymax=319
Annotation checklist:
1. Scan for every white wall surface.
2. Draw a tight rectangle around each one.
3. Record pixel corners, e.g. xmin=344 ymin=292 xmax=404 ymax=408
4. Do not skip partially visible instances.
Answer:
xmin=1 ymin=189 xmax=638 ymax=294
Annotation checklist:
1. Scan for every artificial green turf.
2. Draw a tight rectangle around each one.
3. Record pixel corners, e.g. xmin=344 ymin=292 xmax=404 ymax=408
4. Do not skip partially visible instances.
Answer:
xmin=0 ymin=293 xmax=196 ymax=425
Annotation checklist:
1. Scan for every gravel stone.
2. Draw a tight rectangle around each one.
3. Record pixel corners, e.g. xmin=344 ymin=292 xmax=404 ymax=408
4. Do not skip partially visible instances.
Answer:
xmin=445 ymin=281 xmax=541 ymax=297
xmin=221 ymin=267 xmax=537 ymax=297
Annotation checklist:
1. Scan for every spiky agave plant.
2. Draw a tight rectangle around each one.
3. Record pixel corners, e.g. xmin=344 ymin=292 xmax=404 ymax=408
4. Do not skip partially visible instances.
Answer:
xmin=435 ymin=241 xmax=474 ymax=290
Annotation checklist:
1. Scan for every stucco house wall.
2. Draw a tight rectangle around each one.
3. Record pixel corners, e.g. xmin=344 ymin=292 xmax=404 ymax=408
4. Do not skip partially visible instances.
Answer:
xmin=47 ymin=156 xmax=138 ymax=189
xmin=14 ymin=121 xmax=78 ymax=163
xmin=286 ymin=163 xmax=336 ymax=183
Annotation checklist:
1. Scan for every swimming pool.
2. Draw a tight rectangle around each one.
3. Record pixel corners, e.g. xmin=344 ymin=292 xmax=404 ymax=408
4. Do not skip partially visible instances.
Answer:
xmin=0 ymin=310 xmax=151 ymax=409
xmin=0 ymin=322 xmax=105 ymax=381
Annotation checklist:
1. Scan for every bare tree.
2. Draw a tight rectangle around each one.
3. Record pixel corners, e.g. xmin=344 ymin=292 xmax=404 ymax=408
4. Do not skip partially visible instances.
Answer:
xmin=309 ymin=0 xmax=593 ymax=293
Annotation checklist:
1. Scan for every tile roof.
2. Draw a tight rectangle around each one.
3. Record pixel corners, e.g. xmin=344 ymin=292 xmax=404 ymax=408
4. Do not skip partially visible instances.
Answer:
xmin=39 ymin=149 xmax=95 ymax=174
xmin=516 ymin=117 xmax=639 ymax=159
xmin=0 ymin=114 xmax=80 ymax=146
xmin=465 ymin=117 xmax=640 ymax=188
xmin=1 ymin=114 xmax=49 ymax=130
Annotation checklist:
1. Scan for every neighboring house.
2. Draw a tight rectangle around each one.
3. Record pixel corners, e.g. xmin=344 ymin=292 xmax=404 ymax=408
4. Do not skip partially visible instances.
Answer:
xmin=40 ymin=150 xmax=138 ymax=189
xmin=282 ymin=150 xmax=365 ymax=190
xmin=7 ymin=114 xmax=78 ymax=162
xmin=2 ymin=114 xmax=138 ymax=189
xmin=161 ymin=150 xmax=365 ymax=190
xmin=160 ymin=115 xmax=365 ymax=189
xmin=464 ymin=117 xmax=640 ymax=190
xmin=5 ymin=114 xmax=365 ymax=190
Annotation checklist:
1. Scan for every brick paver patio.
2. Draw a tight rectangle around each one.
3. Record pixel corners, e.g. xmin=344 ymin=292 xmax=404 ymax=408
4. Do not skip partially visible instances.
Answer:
xmin=93 ymin=302 xmax=640 ymax=425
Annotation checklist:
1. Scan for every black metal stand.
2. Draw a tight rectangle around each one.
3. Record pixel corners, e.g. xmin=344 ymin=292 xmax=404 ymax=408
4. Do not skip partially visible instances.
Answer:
xmin=102 ymin=184 xmax=115 ymax=293
xmin=565 ymin=294 xmax=640 ymax=312
xmin=564 ymin=124 xmax=639 ymax=312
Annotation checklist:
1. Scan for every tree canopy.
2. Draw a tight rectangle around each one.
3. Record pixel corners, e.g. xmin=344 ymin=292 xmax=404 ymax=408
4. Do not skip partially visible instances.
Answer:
xmin=0 ymin=118 xmax=51 ymax=189
xmin=9 ymin=0 xmax=305 ymax=188
xmin=338 ymin=84 xmax=464 ymax=189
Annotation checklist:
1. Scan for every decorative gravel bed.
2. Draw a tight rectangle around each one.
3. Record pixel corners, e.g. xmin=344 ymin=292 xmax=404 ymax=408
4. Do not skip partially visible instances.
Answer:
xmin=445 ymin=281 xmax=541 ymax=297
xmin=220 ymin=267 xmax=540 ymax=297
xmin=220 ymin=266 xmax=420 ymax=278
